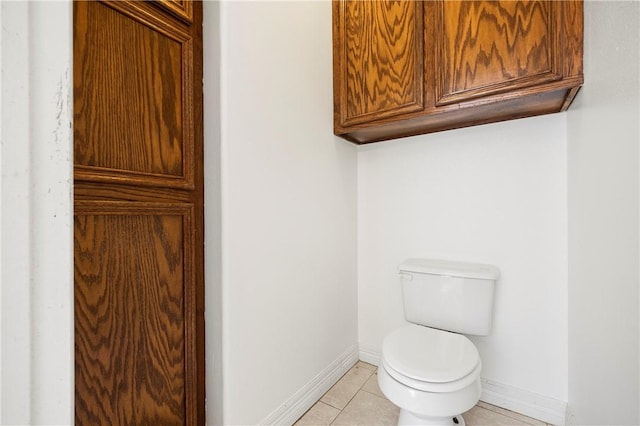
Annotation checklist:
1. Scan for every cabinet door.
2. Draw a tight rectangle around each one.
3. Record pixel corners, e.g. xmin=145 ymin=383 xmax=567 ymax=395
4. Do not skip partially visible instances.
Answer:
xmin=434 ymin=1 xmax=562 ymax=105
xmin=73 ymin=1 xmax=204 ymax=424
xmin=333 ymin=0 xmax=424 ymax=127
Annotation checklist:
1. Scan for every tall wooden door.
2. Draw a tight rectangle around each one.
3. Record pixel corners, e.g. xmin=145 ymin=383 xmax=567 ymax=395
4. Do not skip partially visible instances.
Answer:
xmin=73 ymin=1 xmax=204 ymax=424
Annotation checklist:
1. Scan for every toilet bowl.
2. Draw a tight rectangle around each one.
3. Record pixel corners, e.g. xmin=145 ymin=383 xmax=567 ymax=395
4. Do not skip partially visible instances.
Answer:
xmin=379 ymin=259 xmax=499 ymax=426
xmin=378 ymin=324 xmax=482 ymax=425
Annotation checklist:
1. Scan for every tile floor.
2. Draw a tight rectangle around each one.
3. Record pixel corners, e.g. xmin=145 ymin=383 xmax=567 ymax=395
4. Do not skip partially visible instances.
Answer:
xmin=294 ymin=362 xmax=552 ymax=426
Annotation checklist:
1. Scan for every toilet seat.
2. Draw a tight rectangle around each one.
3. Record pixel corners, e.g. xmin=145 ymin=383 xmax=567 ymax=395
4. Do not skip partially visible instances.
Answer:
xmin=381 ymin=324 xmax=481 ymax=393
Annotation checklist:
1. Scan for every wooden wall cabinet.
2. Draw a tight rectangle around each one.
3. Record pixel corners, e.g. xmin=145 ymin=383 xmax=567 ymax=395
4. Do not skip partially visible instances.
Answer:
xmin=333 ymin=0 xmax=583 ymax=144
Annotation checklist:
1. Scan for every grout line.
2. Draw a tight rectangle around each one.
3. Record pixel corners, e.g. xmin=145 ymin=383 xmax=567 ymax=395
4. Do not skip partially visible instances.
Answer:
xmin=477 ymin=401 xmax=546 ymax=425
xmin=339 ymin=367 xmax=374 ymax=411
xmin=327 ymin=364 xmax=374 ymax=424
xmin=311 ymin=362 xmax=546 ymax=426
xmin=322 ymin=401 xmax=342 ymax=411
xmin=358 ymin=388 xmax=379 ymax=397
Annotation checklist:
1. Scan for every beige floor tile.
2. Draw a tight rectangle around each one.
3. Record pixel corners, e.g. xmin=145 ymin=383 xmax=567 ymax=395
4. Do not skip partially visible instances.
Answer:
xmin=331 ymin=390 xmax=399 ymax=426
xmin=357 ymin=361 xmax=376 ymax=371
xmin=360 ymin=371 xmax=385 ymax=399
xmin=294 ymin=401 xmax=341 ymax=426
xmin=306 ymin=362 xmax=546 ymax=426
xmin=464 ymin=405 xmax=536 ymax=426
xmin=321 ymin=364 xmax=374 ymax=410
xmin=476 ymin=402 xmax=546 ymax=425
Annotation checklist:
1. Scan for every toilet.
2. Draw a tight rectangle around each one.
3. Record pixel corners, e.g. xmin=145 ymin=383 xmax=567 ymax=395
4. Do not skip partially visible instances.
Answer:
xmin=378 ymin=258 xmax=499 ymax=426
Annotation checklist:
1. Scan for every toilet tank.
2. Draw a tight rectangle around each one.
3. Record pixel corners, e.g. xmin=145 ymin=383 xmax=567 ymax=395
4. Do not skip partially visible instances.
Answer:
xmin=399 ymin=258 xmax=499 ymax=336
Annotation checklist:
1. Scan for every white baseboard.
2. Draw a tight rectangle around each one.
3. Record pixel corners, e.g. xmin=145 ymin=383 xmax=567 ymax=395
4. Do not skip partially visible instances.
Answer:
xmin=357 ymin=344 xmax=567 ymax=426
xmin=480 ymin=378 xmax=567 ymax=426
xmin=358 ymin=343 xmax=381 ymax=367
xmin=259 ymin=344 xmax=359 ymax=426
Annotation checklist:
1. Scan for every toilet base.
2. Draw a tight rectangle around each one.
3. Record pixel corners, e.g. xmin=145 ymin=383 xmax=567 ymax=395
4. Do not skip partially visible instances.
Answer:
xmin=378 ymin=361 xmax=480 ymax=426
xmin=398 ymin=409 xmax=466 ymax=426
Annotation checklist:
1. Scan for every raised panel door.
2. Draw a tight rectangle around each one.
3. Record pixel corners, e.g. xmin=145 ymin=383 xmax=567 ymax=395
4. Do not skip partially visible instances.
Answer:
xmin=435 ymin=0 xmax=561 ymax=105
xmin=334 ymin=0 xmax=424 ymax=127
xmin=73 ymin=0 xmax=204 ymax=424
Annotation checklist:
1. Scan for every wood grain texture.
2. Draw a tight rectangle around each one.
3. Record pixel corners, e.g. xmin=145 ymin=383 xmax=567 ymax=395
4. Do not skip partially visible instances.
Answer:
xmin=75 ymin=182 xmax=193 ymax=203
xmin=437 ymin=1 xmax=559 ymax=105
xmin=561 ymin=0 xmax=584 ymax=78
xmin=74 ymin=0 xmax=194 ymax=188
xmin=154 ymin=0 xmax=194 ymax=24
xmin=337 ymin=0 xmax=424 ymax=126
xmin=74 ymin=1 xmax=205 ymax=424
xmin=74 ymin=203 xmax=196 ymax=426
xmin=341 ymin=87 xmax=570 ymax=144
xmin=333 ymin=0 xmax=583 ymax=144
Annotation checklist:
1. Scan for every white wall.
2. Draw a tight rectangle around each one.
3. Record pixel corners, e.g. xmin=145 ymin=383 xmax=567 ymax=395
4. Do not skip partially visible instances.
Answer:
xmin=0 ymin=1 xmax=73 ymax=424
xmin=358 ymin=114 xmax=569 ymax=403
xmin=218 ymin=1 xmax=358 ymax=424
xmin=566 ymin=1 xmax=640 ymax=424
xmin=203 ymin=2 xmax=224 ymax=425
xmin=1 ymin=3 xmax=32 ymax=421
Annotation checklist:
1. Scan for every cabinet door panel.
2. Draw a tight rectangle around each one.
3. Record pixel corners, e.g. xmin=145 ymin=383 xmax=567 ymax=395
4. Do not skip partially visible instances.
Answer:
xmin=335 ymin=0 xmax=424 ymax=126
xmin=74 ymin=202 xmax=197 ymax=426
xmin=74 ymin=1 xmax=194 ymax=189
xmin=436 ymin=1 xmax=561 ymax=105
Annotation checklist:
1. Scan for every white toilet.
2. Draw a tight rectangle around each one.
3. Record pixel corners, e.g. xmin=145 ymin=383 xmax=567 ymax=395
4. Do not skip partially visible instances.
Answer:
xmin=378 ymin=258 xmax=499 ymax=426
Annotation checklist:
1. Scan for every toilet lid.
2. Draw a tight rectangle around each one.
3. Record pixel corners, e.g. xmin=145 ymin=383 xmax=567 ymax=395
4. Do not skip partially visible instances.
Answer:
xmin=382 ymin=324 xmax=479 ymax=383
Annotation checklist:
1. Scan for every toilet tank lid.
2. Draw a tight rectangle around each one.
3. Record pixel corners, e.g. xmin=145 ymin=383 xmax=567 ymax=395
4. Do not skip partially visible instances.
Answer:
xmin=399 ymin=258 xmax=500 ymax=280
